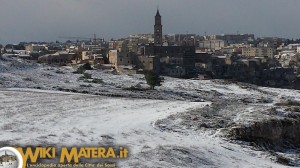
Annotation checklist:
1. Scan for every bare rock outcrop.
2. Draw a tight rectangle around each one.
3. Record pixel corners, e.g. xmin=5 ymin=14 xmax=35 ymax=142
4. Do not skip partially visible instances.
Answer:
xmin=229 ymin=118 xmax=300 ymax=148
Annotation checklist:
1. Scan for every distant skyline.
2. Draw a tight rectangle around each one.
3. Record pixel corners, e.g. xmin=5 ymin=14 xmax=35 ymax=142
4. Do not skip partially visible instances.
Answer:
xmin=0 ymin=0 xmax=300 ymax=44
xmin=0 ymin=151 xmax=14 ymax=156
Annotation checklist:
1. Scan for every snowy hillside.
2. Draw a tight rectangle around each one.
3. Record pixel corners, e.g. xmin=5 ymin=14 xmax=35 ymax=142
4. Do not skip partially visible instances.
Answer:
xmin=0 ymin=57 xmax=299 ymax=167
xmin=0 ymin=89 xmax=285 ymax=168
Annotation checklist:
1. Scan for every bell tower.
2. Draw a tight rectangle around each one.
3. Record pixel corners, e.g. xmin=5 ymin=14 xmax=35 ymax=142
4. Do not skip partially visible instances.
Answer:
xmin=154 ymin=8 xmax=162 ymax=46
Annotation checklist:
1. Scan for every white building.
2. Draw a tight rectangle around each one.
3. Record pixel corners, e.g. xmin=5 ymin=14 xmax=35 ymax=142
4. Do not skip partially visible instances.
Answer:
xmin=199 ymin=40 xmax=226 ymax=51
xmin=242 ymin=47 xmax=274 ymax=58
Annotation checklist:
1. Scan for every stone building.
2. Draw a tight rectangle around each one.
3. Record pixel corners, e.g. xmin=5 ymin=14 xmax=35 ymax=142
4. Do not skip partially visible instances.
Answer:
xmin=108 ymin=49 xmax=160 ymax=73
xmin=137 ymin=55 xmax=160 ymax=73
xmin=143 ymin=44 xmax=196 ymax=77
xmin=242 ymin=47 xmax=274 ymax=58
xmin=25 ymin=44 xmax=46 ymax=53
xmin=38 ymin=51 xmax=75 ymax=64
xmin=205 ymin=34 xmax=254 ymax=44
xmin=108 ymin=50 xmax=137 ymax=67
xmin=199 ymin=40 xmax=227 ymax=51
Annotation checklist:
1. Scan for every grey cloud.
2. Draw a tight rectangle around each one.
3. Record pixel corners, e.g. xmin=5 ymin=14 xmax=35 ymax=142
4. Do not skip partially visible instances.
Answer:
xmin=0 ymin=0 xmax=299 ymax=44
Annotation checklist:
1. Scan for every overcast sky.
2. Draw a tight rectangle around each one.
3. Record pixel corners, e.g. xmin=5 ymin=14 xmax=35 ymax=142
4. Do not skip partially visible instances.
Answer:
xmin=0 ymin=0 xmax=299 ymax=44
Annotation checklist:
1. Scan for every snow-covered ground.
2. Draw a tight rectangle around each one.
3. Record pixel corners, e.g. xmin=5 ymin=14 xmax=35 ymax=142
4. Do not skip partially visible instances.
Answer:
xmin=0 ymin=57 xmax=299 ymax=167
xmin=0 ymin=89 xmax=285 ymax=168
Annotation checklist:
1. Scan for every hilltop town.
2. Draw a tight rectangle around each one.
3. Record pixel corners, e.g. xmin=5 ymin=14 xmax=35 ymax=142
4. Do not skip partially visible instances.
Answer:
xmin=0 ymin=9 xmax=300 ymax=90
xmin=0 ymin=152 xmax=17 ymax=168
xmin=0 ymin=9 xmax=300 ymax=168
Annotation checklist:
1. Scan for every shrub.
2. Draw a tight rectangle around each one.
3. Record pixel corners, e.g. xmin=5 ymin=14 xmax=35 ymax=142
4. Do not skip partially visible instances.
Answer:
xmin=74 ymin=65 xmax=86 ymax=74
xmin=74 ymin=63 xmax=93 ymax=74
xmin=145 ymin=71 xmax=163 ymax=90
xmin=82 ymin=63 xmax=93 ymax=70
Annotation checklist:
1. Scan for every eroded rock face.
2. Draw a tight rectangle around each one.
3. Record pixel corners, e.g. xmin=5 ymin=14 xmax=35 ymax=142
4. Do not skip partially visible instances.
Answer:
xmin=229 ymin=118 xmax=300 ymax=148
xmin=154 ymin=101 xmax=300 ymax=165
